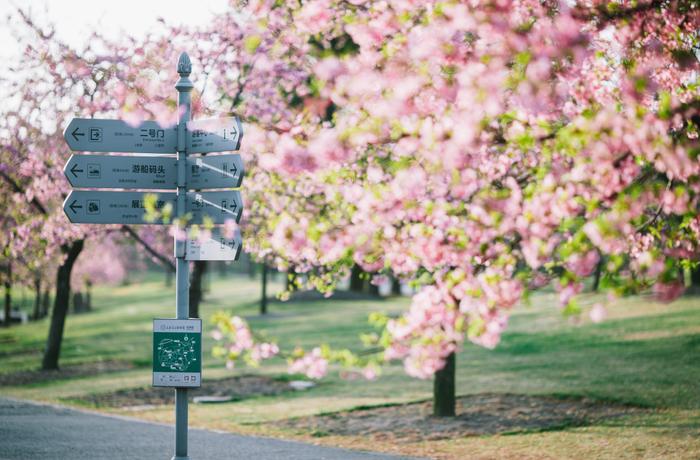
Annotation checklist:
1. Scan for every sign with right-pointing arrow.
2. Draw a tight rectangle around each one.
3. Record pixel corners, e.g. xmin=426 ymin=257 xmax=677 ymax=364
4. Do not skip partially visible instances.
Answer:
xmin=185 ymin=229 xmax=242 ymax=261
xmin=187 ymin=117 xmax=242 ymax=153
xmin=63 ymin=190 xmax=242 ymax=225
xmin=64 ymin=118 xmax=177 ymax=154
xmin=186 ymin=154 xmax=244 ymax=189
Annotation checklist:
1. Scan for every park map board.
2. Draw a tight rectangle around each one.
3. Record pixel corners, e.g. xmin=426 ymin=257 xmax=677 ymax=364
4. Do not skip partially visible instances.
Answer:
xmin=152 ymin=319 xmax=202 ymax=388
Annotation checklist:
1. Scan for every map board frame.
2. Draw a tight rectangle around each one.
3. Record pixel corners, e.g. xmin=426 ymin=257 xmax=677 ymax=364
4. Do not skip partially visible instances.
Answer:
xmin=152 ymin=318 xmax=202 ymax=388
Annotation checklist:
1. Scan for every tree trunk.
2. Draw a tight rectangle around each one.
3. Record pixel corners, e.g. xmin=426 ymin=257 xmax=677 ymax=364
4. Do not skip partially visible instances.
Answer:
xmin=350 ymin=264 xmax=364 ymax=293
xmin=286 ymin=266 xmax=297 ymax=292
xmin=248 ymin=259 xmax=256 ymax=279
xmin=85 ymin=280 xmax=92 ymax=311
xmin=189 ymin=261 xmax=207 ymax=318
xmin=72 ymin=292 xmax=84 ymax=314
xmin=391 ymin=277 xmax=402 ymax=296
xmin=41 ymin=289 xmax=50 ymax=318
xmin=260 ymin=264 xmax=268 ymax=315
xmin=33 ymin=276 xmax=42 ymax=320
xmin=3 ymin=262 xmax=11 ymax=327
xmin=42 ymin=240 xmax=84 ymax=371
xmin=433 ymin=352 xmax=456 ymax=417
xmin=592 ymin=257 xmax=603 ymax=292
xmin=692 ymin=266 xmax=700 ymax=287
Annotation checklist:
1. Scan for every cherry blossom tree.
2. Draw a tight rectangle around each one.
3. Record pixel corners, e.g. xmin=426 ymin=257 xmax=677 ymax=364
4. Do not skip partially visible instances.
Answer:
xmin=203 ymin=0 xmax=700 ymax=416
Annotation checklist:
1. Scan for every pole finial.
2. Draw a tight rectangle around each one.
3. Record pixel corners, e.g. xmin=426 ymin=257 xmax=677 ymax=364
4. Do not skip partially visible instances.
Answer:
xmin=177 ymin=52 xmax=191 ymax=76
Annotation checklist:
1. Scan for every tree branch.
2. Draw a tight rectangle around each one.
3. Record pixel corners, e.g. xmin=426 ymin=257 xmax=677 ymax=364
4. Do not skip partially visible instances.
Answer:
xmin=120 ymin=225 xmax=175 ymax=272
xmin=0 ymin=169 xmax=48 ymax=215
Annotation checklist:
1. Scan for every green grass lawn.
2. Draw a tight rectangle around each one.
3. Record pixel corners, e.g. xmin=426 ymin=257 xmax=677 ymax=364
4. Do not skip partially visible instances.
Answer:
xmin=1 ymin=271 xmax=699 ymax=459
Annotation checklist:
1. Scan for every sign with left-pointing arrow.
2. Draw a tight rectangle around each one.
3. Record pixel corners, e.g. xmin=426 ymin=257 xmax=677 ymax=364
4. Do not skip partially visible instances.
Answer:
xmin=64 ymin=155 xmax=177 ymax=189
xmin=63 ymin=190 xmax=242 ymax=224
xmin=64 ymin=118 xmax=177 ymax=154
xmin=63 ymin=190 xmax=176 ymax=224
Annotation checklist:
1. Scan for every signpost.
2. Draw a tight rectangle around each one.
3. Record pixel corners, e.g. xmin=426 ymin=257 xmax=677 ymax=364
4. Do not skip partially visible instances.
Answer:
xmin=62 ymin=52 xmax=244 ymax=460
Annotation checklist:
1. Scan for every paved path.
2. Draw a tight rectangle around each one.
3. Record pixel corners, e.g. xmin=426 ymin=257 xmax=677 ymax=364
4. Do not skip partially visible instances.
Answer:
xmin=0 ymin=398 xmax=420 ymax=460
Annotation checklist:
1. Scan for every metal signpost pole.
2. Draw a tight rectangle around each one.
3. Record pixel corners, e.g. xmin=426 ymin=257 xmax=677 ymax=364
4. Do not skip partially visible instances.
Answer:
xmin=174 ymin=52 xmax=193 ymax=460
xmin=63 ymin=49 xmax=244 ymax=460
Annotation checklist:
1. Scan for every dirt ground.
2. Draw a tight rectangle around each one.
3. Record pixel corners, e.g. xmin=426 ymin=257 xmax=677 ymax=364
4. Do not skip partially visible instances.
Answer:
xmin=274 ymin=393 xmax=645 ymax=440
xmin=67 ymin=375 xmax=292 ymax=408
xmin=0 ymin=360 xmax=135 ymax=386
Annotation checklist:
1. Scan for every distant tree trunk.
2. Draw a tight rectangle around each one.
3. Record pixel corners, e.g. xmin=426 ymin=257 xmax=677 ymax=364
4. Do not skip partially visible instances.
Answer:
xmin=248 ymin=259 xmax=256 ymax=279
xmin=350 ymin=264 xmax=364 ymax=293
xmin=260 ymin=264 xmax=268 ymax=315
xmin=41 ymin=289 xmax=50 ymax=318
xmin=286 ymin=266 xmax=297 ymax=292
xmin=72 ymin=292 xmax=84 ymax=314
xmin=42 ymin=239 xmax=84 ymax=371
xmin=591 ymin=258 xmax=603 ymax=292
xmin=391 ymin=277 xmax=402 ymax=296
xmin=3 ymin=262 xmax=11 ymax=327
xmin=433 ymin=352 xmax=456 ymax=417
xmin=189 ymin=261 xmax=207 ymax=318
xmin=85 ymin=280 xmax=92 ymax=311
xmin=692 ymin=266 xmax=700 ymax=291
xmin=33 ymin=275 xmax=42 ymax=320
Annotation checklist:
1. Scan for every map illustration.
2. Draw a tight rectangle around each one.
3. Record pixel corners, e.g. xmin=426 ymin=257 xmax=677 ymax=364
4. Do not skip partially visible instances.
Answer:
xmin=157 ymin=335 xmax=198 ymax=371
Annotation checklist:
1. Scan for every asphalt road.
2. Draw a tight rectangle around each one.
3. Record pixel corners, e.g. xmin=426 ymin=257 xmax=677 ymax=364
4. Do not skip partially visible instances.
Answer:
xmin=0 ymin=398 xmax=420 ymax=460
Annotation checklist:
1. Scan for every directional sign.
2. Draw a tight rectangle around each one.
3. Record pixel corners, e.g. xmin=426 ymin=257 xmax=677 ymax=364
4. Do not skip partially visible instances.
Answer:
xmin=185 ymin=229 xmax=242 ymax=261
xmin=64 ymin=155 xmax=177 ymax=189
xmin=187 ymin=190 xmax=243 ymax=224
xmin=63 ymin=191 xmax=176 ymax=224
xmin=64 ymin=190 xmax=242 ymax=224
xmin=187 ymin=117 xmax=242 ymax=153
xmin=186 ymin=154 xmax=244 ymax=189
xmin=64 ymin=118 xmax=177 ymax=154
xmin=153 ymin=319 xmax=202 ymax=388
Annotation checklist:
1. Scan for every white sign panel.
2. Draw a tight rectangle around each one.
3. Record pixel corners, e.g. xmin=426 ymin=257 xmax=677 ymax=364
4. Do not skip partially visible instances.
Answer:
xmin=64 ymin=155 xmax=177 ymax=189
xmin=187 ymin=117 xmax=242 ymax=153
xmin=63 ymin=190 xmax=176 ymax=225
xmin=187 ymin=191 xmax=243 ymax=224
xmin=185 ymin=229 xmax=242 ymax=261
xmin=64 ymin=190 xmax=242 ymax=224
xmin=64 ymin=118 xmax=177 ymax=154
xmin=187 ymin=154 xmax=244 ymax=189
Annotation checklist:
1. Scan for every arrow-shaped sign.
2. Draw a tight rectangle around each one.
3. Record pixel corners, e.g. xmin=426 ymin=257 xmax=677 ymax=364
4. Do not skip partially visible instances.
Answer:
xmin=63 ymin=190 xmax=242 ymax=225
xmin=186 ymin=117 xmax=243 ymax=154
xmin=64 ymin=118 xmax=177 ymax=154
xmin=185 ymin=229 xmax=242 ymax=261
xmin=64 ymin=155 xmax=177 ymax=189
xmin=187 ymin=191 xmax=243 ymax=224
xmin=186 ymin=154 xmax=244 ymax=189
xmin=63 ymin=191 xmax=177 ymax=225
